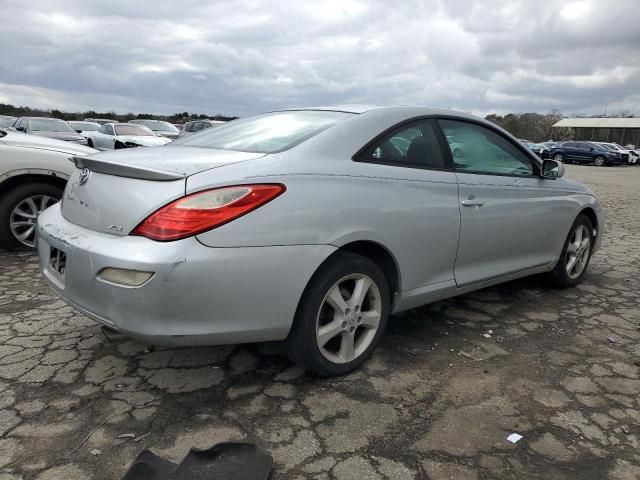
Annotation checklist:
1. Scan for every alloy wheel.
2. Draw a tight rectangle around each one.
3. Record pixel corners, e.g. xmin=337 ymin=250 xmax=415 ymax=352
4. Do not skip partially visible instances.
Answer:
xmin=565 ymin=224 xmax=591 ymax=280
xmin=594 ymin=156 xmax=605 ymax=166
xmin=553 ymin=154 xmax=563 ymax=162
xmin=9 ymin=195 xmax=58 ymax=247
xmin=315 ymin=274 xmax=382 ymax=364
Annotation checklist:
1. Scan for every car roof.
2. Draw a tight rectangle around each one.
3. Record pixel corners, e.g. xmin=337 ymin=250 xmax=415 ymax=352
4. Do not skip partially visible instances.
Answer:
xmin=21 ymin=116 xmax=65 ymax=121
xmin=274 ymin=105 xmax=487 ymax=121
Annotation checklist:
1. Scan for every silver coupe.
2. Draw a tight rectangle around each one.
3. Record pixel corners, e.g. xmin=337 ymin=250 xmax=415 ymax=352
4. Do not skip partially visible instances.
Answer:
xmin=37 ymin=106 xmax=603 ymax=375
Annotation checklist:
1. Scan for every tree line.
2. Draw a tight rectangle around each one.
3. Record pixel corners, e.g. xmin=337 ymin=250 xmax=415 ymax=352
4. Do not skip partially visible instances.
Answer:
xmin=0 ymin=103 xmax=237 ymax=124
xmin=484 ymin=112 xmax=574 ymax=143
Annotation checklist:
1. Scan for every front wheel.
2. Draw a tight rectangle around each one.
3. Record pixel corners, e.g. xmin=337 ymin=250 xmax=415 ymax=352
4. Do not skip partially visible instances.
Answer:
xmin=0 ymin=183 xmax=62 ymax=249
xmin=553 ymin=153 xmax=563 ymax=162
xmin=549 ymin=214 xmax=594 ymax=288
xmin=286 ymin=251 xmax=390 ymax=376
xmin=594 ymin=156 xmax=605 ymax=166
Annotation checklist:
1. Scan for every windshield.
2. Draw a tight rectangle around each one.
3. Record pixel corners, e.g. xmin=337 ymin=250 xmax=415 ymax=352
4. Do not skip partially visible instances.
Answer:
xmin=116 ymin=124 xmax=154 ymax=136
xmin=0 ymin=117 xmax=15 ymax=128
xmin=135 ymin=120 xmax=178 ymax=133
xmin=29 ymin=119 xmax=76 ymax=133
xmin=70 ymin=122 xmax=99 ymax=131
xmin=172 ymin=111 xmax=353 ymax=153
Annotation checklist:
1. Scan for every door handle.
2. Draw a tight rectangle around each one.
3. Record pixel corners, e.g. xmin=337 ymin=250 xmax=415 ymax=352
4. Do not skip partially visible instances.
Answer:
xmin=461 ymin=199 xmax=484 ymax=207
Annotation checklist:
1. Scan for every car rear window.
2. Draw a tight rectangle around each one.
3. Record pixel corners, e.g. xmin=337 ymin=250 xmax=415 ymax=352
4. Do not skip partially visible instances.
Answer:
xmin=29 ymin=119 xmax=76 ymax=133
xmin=171 ymin=111 xmax=354 ymax=153
xmin=115 ymin=124 xmax=154 ymax=136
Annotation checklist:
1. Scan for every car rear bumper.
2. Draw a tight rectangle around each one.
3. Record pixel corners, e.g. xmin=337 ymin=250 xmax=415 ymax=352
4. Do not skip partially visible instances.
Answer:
xmin=36 ymin=204 xmax=335 ymax=346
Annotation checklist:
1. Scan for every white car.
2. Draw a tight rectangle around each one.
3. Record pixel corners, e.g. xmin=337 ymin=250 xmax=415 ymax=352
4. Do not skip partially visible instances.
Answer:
xmin=69 ymin=121 xmax=101 ymax=136
xmin=84 ymin=123 xmax=172 ymax=150
xmin=0 ymin=129 xmax=97 ymax=248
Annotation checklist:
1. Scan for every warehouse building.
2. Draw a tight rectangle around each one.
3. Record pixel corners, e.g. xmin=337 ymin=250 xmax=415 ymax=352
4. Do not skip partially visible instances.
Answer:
xmin=552 ymin=118 xmax=640 ymax=147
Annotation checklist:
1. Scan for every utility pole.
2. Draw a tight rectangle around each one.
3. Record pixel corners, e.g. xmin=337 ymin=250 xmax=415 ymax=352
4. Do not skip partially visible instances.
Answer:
xmin=604 ymin=104 xmax=607 ymax=117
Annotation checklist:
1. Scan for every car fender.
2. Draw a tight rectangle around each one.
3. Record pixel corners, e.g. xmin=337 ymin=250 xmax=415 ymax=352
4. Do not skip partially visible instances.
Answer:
xmin=0 ymin=144 xmax=76 ymax=180
xmin=565 ymin=193 xmax=604 ymax=253
xmin=1 ymin=167 xmax=70 ymax=183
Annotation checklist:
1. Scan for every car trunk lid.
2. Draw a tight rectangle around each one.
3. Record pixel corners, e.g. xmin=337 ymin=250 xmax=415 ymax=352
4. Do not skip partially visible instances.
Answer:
xmin=62 ymin=147 xmax=266 ymax=235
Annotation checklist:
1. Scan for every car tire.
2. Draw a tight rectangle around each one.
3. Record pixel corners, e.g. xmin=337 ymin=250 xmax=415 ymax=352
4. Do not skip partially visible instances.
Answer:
xmin=593 ymin=156 xmax=605 ymax=167
xmin=553 ymin=153 xmax=563 ymax=162
xmin=285 ymin=251 xmax=390 ymax=376
xmin=0 ymin=183 xmax=62 ymax=249
xmin=549 ymin=214 xmax=594 ymax=288
xmin=87 ymin=138 xmax=94 ymax=148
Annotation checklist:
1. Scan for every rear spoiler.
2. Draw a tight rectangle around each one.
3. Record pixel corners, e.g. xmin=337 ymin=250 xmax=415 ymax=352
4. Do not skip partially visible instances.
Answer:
xmin=70 ymin=156 xmax=185 ymax=181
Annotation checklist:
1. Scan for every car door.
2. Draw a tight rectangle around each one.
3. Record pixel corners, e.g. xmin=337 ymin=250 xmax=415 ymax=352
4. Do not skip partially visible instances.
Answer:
xmin=355 ymin=119 xmax=460 ymax=293
xmin=94 ymin=125 xmax=107 ymax=149
xmin=574 ymin=142 xmax=592 ymax=163
xmin=560 ymin=142 xmax=577 ymax=162
xmin=438 ymin=119 xmax=568 ymax=287
xmin=96 ymin=124 xmax=115 ymax=149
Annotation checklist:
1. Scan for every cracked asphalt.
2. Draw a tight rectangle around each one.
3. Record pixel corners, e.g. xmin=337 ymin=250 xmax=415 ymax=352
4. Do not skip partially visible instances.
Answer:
xmin=1 ymin=165 xmax=639 ymax=480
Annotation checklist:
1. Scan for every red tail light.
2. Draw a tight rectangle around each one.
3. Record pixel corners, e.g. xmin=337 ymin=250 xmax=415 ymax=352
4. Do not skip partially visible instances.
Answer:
xmin=131 ymin=184 xmax=285 ymax=241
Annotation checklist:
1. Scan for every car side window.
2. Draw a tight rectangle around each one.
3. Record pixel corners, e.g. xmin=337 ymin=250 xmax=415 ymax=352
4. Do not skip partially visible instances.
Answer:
xmin=193 ymin=122 xmax=204 ymax=132
xmin=184 ymin=122 xmax=194 ymax=133
xmin=105 ymin=125 xmax=114 ymax=136
xmin=439 ymin=120 xmax=534 ymax=177
xmin=359 ymin=120 xmax=447 ymax=169
xmin=97 ymin=125 xmax=107 ymax=134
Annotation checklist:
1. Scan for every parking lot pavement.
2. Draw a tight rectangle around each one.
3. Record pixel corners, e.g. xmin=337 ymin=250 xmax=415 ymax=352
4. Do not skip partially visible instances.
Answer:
xmin=0 ymin=165 xmax=639 ymax=480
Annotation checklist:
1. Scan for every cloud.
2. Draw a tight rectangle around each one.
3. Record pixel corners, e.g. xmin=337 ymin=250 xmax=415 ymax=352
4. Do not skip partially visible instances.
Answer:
xmin=0 ymin=0 xmax=638 ymax=116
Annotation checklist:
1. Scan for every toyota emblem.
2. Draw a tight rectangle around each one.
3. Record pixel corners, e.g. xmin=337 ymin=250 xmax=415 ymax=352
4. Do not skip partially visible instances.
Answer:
xmin=78 ymin=168 xmax=91 ymax=185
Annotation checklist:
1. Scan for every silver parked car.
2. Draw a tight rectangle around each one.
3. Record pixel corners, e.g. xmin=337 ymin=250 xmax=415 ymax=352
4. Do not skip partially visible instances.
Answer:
xmin=11 ymin=117 xmax=88 ymax=145
xmin=128 ymin=119 xmax=180 ymax=139
xmin=179 ymin=119 xmax=226 ymax=137
xmin=37 ymin=106 xmax=603 ymax=375
xmin=0 ymin=115 xmax=17 ymax=128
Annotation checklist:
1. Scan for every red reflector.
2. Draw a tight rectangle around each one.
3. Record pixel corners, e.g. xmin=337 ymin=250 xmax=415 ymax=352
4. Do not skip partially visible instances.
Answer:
xmin=131 ymin=184 xmax=285 ymax=241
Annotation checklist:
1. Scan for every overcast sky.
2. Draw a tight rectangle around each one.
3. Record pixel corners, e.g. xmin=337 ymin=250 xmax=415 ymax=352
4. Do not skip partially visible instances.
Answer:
xmin=1 ymin=0 xmax=639 ymax=117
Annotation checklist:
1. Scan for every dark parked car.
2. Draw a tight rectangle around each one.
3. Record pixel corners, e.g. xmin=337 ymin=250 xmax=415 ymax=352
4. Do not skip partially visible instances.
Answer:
xmin=597 ymin=142 xmax=637 ymax=165
xmin=10 ymin=117 xmax=88 ymax=145
xmin=549 ymin=141 xmax=625 ymax=166
xmin=178 ymin=119 xmax=226 ymax=137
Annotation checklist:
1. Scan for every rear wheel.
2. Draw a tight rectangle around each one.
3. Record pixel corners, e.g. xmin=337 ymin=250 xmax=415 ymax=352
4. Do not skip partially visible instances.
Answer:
xmin=286 ymin=251 xmax=390 ymax=376
xmin=0 ymin=183 xmax=62 ymax=249
xmin=549 ymin=214 xmax=593 ymax=288
xmin=594 ymin=155 xmax=605 ymax=166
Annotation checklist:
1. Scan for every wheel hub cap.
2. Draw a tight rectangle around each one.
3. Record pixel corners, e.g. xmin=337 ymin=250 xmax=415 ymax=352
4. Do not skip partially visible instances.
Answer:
xmin=9 ymin=195 xmax=58 ymax=248
xmin=315 ymin=274 xmax=381 ymax=364
xmin=565 ymin=224 xmax=591 ymax=279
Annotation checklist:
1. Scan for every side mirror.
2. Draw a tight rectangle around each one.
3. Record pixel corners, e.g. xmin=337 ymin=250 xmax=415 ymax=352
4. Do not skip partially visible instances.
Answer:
xmin=589 ymin=147 xmax=594 ymax=151
xmin=541 ymin=159 xmax=565 ymax=179
xmin=75 ymin=129 xmax=82 ymax=133
xmin=16 ymin=126 xmax=25 ymax=132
